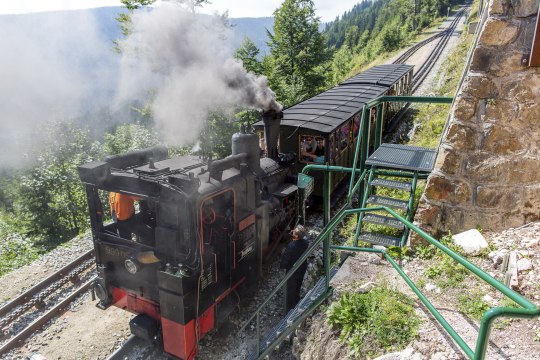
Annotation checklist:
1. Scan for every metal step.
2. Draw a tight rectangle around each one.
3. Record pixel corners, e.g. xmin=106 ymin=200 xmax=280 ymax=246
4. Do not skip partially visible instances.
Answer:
xmin=369 ymin=178 xmax=412 ymax=192
xmin=363 ymin=213 xmax=405 ymax=230
xmin=358 ymin=232 xmax=401 ymax=247
xmin=248 ymin=267 xmax=338 ymax=360
xmin=367 ymin=195 xmax=408 ymax=210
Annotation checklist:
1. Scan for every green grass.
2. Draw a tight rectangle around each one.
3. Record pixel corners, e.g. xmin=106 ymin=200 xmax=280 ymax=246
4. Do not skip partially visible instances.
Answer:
xmin=458 ymin=291 xmax=490 ymax=320
xmin=327 ymin=284 xmax=421 ymax=358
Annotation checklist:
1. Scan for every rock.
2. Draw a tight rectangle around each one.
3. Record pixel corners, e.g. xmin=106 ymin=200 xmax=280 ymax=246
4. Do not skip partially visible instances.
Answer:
xmin=517 ymin=258 xmax=533 ymax=272
xmin=356 ymin=282 xmax=376 ymax=294
xmin=452 ymin=229 xmax=489 ymax=255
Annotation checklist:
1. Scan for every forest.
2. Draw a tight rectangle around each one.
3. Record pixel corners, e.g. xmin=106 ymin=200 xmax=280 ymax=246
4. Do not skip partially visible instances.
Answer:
xmin=0 ymin=0 xmax=460 ymax=275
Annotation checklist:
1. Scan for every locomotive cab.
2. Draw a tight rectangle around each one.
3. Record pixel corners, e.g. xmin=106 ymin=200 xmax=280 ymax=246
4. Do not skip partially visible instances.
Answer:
xmin=79 ymin=122 xmax=298 ymax=360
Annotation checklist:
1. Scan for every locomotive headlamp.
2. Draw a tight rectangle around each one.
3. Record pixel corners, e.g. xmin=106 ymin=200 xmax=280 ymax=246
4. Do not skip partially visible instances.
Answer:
xmin=125 ymin=257 xmax=141 ymax=274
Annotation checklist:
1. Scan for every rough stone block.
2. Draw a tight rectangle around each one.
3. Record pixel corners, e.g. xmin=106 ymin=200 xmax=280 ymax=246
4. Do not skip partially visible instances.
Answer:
xmin=444 ymin=122 xmax=477 ymax=151
xmin=424 ymin=174 xmax=455 ymax=202
xmin=506 ymin=158 xmax=540 ymax=183
xmin=491 ymin=52 xmax=530 ymax=77
xmin=465 ymin=154 xmax=510 ymax=183
xmin=434 ymin=146 xmax=461 ymax=175
xmin=479 ymin=19 xmax=519 ymax=46
xmin=511 ymin=0 xmax=539 ymax=17
xmin=452 ymin=229 xmax=489 ymax=255
xmin=414 ymin=202 xmax=442 ymax=228
xmin=476 ymin=186 xmax=521 ymax=208
xmin=453 ymin=96 xmax=477 ymax=122
xmin=462 ymin=75 xmax=499 ymax=99
xmin=485 ymin=100 xmax=519 ymax=124
xmin=482 ymin=123 xmax=524 ymax=154
xmin=470 ymin=46 xmax=495 ymax=72
xmin=518 ymin=103 xmax=540 ymax=128
xmin=462 ymin=209 xmax=504 ymax=232
xmin=489 ymin=0 xmax=508 ymax=15
xmin=501 ymin=76 xmax=540 ymax=104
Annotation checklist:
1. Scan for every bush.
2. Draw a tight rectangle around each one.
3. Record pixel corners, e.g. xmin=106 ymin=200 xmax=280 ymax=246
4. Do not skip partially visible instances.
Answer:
xmin=327 ymin=285 xmax=421 ymax=358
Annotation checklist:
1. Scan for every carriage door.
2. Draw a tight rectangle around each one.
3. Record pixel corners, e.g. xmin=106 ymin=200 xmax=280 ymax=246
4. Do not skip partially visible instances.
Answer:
xmin=200 ymin=189 xmax=236 ymax=295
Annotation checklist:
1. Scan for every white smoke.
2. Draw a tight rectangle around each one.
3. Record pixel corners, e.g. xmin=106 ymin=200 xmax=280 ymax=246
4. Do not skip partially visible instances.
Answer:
xmin=0 ymin=10 xmax=118 ymax=168
xmin=115 ymin=0 xmax=281 ymax=146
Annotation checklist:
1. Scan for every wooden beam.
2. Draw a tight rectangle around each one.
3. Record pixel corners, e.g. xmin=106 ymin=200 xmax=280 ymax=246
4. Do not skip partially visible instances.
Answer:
xmin=530 ymin=7 xmax=540 ymax=66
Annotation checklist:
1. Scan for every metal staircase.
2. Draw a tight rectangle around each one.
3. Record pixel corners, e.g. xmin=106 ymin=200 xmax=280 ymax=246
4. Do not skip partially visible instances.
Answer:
xmin=354 ymin=143 xmax=436 ymax=248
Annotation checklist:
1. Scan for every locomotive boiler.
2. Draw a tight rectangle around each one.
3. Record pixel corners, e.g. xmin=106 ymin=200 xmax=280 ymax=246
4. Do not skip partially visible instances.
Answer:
xmin=78 ymin=110 xmax=304 ymax=360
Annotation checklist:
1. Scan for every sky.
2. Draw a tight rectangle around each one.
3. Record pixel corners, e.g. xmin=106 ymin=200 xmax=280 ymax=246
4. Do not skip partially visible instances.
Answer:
xmin=0 ymin=0 xmax=360 ymax=22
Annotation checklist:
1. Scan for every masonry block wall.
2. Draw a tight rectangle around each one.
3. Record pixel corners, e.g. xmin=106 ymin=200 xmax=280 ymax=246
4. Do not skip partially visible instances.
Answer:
xmin=414 ymin=0 xmax=540 ymax=239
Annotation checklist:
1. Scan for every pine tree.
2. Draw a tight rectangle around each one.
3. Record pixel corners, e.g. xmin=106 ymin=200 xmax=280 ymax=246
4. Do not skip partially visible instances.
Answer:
xmin=267 ymin=0 xmax=332 ymax=106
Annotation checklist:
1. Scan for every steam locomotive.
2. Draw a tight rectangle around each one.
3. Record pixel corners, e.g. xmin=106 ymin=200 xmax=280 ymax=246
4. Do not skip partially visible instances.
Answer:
xmin=78 ymin=110 xmax=304 ymax=360
xmin=78 ymin=64 xmax=413 ymax=360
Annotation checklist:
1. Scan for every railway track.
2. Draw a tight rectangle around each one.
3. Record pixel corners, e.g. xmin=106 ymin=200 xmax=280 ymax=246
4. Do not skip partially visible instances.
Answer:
xmin=384 ymin=7 xmax=466 ymax=136
xmin=0 ymin=249 xmax=96 ymax=356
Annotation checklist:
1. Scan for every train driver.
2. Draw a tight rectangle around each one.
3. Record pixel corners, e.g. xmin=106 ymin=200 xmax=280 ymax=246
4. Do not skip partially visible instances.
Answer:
xmin=109 ymin=192 xmax=141 ymax=240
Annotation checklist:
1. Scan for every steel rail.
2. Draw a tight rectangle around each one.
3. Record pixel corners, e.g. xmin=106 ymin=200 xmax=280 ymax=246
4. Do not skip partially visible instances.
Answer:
xmin=0 ymin=277 xmax=95 ymax=356
xmin=411 ymin=8 xmax=466 ymax=93
xmin=0 ymin=249 xmax=94 ymax=329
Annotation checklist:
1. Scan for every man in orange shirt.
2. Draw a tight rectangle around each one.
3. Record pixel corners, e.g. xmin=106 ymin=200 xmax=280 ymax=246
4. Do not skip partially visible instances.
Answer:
xmin=109 ymin=192 xmax=140 ymax=239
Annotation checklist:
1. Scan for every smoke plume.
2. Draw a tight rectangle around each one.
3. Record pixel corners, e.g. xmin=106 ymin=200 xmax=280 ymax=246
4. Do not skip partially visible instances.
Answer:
xmin=0 ymin=10 xmax=118 ymax=168
xmin=116 ymin=0 xmax=282 ymax=146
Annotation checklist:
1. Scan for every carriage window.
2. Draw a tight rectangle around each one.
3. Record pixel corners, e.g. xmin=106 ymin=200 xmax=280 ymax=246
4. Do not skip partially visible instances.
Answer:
xmin=338 ymin=124 xmax=350 ymax=152
xmin=353 ymin=113 xmax=361 ymax=139
xmin=258 ymin=131 xmax=266 ymax=157
xmin=299 ymin=135 xmax=325 ymax=164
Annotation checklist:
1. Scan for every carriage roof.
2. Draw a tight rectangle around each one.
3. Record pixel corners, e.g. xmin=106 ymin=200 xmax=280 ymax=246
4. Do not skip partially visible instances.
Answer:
xmin=254 ymin=64 xmax=413 ymax=134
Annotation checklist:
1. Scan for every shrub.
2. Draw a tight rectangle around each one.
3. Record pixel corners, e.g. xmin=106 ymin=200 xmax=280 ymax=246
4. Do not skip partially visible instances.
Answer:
xmin=327 ymin=285 xmax=421 ymax=358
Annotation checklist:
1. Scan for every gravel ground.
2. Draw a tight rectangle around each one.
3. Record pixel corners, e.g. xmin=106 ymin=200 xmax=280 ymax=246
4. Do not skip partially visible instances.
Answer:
xmin=294 ymin=223 xmax=540 ymax=360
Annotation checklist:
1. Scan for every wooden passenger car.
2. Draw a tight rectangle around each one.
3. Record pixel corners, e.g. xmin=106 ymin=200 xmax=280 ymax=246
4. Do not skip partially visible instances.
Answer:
xmin=255 ymin=64 xmax=413 ymax=197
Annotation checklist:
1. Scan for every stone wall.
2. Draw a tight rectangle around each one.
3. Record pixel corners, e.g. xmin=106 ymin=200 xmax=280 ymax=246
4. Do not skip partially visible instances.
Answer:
xmin=414 ymin=0 xmax=540 ymax=239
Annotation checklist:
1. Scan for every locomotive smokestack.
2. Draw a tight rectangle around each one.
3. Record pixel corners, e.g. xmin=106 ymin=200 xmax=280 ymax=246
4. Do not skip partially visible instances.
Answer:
xmin=262 ymin=109 xmax=283 ymax=160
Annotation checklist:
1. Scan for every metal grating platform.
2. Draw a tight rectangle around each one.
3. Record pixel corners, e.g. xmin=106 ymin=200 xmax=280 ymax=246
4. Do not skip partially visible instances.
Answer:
xmin=367 ymin=195 xmax=408 ymax=210
xmin=363 ymin=214 xmax=405 ymax=230
xmin=366 ymin=143 xmax=437 ymax=172
xmin=359 ymin=232 xmax=401 ymax=247
xmin=370 ymin=178 xmax=412 ymax=192
xmin=249 ymin=267 xmax=338 ymax=359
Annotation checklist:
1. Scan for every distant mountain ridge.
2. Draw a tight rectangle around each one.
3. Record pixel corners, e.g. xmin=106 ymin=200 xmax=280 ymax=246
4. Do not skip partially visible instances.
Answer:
xmin=0 ymin=7 xmax=273 ymax=54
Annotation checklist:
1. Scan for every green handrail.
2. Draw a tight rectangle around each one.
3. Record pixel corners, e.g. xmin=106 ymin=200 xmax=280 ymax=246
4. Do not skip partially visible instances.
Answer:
xmin=241 ymin=95 xmax=538 ymax=360
xmin=328 ymin=205 xmax=540 ymax=360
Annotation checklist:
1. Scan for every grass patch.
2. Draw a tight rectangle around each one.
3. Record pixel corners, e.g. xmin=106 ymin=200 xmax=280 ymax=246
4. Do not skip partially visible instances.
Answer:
xmin=420 ymin=233 xmax=470 ymax=288
xmin=0 ymin=211 xmax=41 ymax=276
xmin=327 ymin=284 xmax=421 ymax=358
xmin=458 ymin=291 xmax=490 ymax=320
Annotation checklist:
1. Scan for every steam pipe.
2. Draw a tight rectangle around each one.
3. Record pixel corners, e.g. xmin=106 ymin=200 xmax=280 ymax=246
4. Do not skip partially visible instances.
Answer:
xmin=208 ymin=153 xmax=248 ymax=180
xmin=262 ymin=110 xmax=283 ymax=160
xmin=105 ymin=146 xmax=168 ymax=169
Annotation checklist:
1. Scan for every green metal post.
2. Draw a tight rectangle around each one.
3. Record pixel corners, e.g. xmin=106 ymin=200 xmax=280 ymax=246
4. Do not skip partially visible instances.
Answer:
xmin=323 ymin=164 xmax=331 ymax=271
xmin=374 ymin=103 xmax=383 ymax=150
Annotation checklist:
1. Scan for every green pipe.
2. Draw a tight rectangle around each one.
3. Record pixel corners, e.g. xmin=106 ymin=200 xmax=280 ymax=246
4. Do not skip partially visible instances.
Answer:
xmin=383 ymin=207 xmax=537 ymax=309
xmin=475 ymin=306 xmax=540 ymax=359
xmin=354 ymin=169 xmax=375 ymax=246
xmin=401 ymin=171 xmax=418 ymax=246
xmin=374 ymin=103 xmax=383 ymax=149
xmin=384 ymin=254 xmax=475 ymax=359
xmin=348 ymin=106 xmax=367 ymax=195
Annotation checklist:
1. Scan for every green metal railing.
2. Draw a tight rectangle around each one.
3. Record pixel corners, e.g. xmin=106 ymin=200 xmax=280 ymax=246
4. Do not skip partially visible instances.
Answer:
xmin=241 ymin=96 xmax=539 ymax=359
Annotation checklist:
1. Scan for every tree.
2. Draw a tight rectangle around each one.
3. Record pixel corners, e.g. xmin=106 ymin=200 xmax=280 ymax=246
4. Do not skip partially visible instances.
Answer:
xmin=17 ymin=121 xmax=101 ymax=241
xmin=267 ymin=0 xmax=333 ymax=106
xmin=235 ymin=37 xmax=263 ymax=75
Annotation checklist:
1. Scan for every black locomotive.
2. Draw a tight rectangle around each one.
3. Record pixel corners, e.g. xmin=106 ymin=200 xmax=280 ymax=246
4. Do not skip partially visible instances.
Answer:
xmin=79 ymin=64 xmax=413 ymax=360
xmin=78 ymin=110 xmax=303 ymax=360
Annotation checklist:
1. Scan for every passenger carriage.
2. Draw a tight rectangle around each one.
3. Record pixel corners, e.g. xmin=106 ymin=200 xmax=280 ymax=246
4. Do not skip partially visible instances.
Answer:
xmin=254 ymin=64 xmax=413 ymax=197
